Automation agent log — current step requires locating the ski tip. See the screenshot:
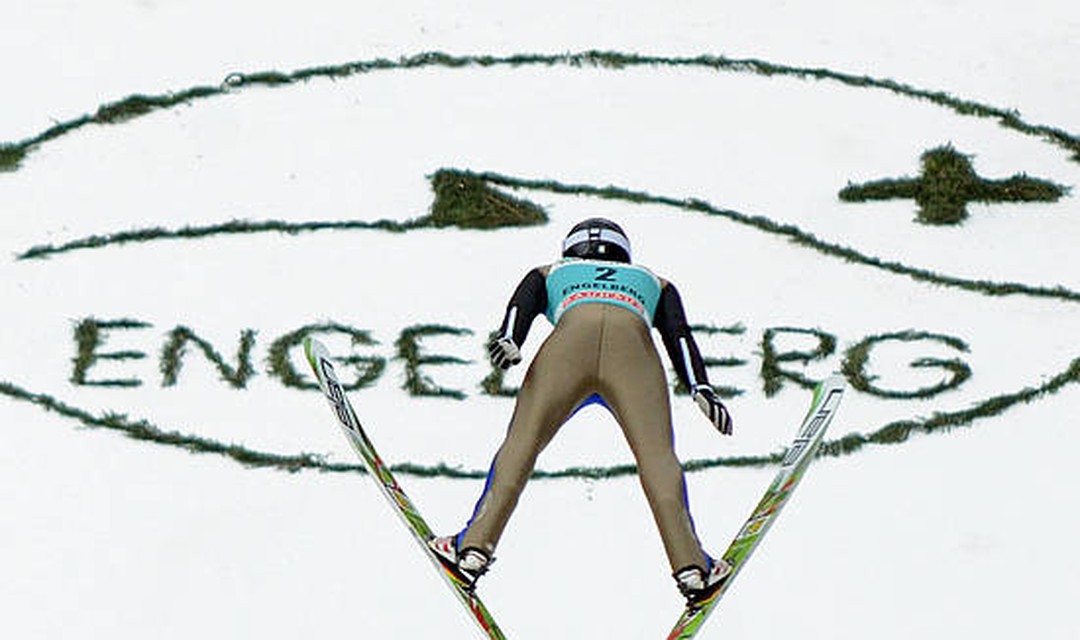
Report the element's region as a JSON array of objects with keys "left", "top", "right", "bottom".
[
  {"left": 304, "top": 336, "right": 328, "bottom": 363},
  {"left": 819, "top": 374, "right": 846, "bottom": 392},
  {"left": 815, "top": 374, "right": 846, "bottom": 395},
  {"left": 810, "top": 374, "right": 846, "bottom": 408}
]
